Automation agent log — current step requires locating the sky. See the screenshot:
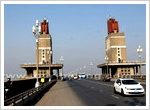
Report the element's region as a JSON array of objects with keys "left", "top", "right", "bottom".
[{"left": 3, "top": 2, "right": 147, "bottom": 76}]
